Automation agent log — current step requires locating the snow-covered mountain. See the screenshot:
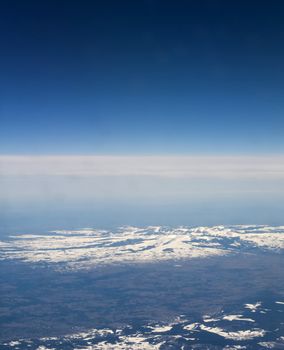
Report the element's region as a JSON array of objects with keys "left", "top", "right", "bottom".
[
  {"left": 2, "top": 298, "right": 284, "bottom": 349},
  {"left": 1, "top": 225, "right": 284, "bottom": 270}
]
